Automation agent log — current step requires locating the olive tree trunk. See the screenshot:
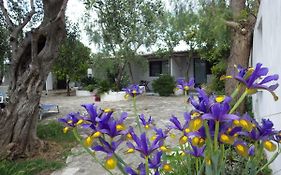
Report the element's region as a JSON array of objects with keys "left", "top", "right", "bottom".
[
  {"left": 0, "top": 0, "right": 68, "bottom": 159},
  {"left": 225, "top": 0, "right": 258, "bottom": 113}
]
